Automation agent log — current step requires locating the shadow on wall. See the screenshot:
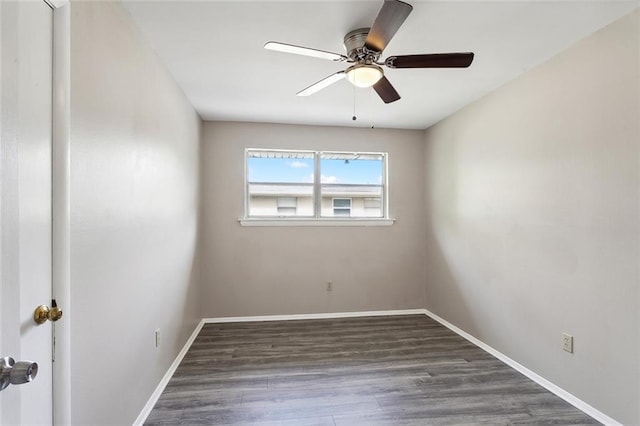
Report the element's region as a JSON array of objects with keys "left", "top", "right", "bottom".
[{"left": 423, "top": 130, "right": 478, "bottom": 333}]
